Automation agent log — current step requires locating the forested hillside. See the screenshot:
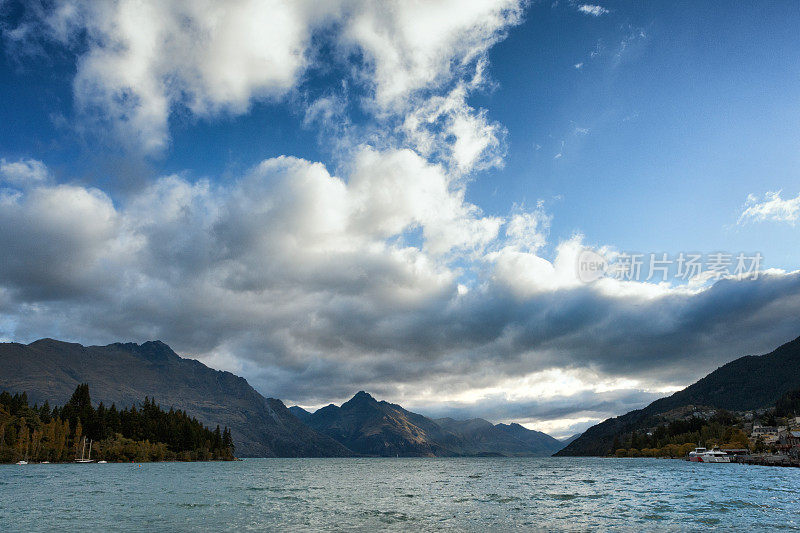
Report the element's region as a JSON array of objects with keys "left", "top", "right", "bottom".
[
  {"left": 0, "top": 339, "right": 352, "bottom": 457},
  {"left": 557, "top": 335, "right": 800, "bottom": 456},
  {"left": 0, "top": 384, "right": 235, "bottom": 463}
]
